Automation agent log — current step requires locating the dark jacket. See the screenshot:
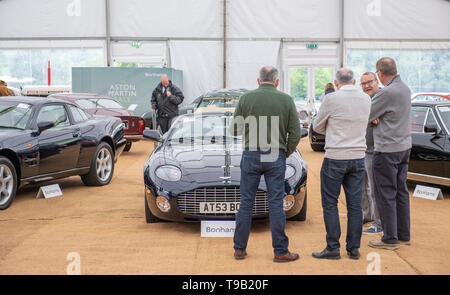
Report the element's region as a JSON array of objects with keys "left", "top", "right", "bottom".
[{"left": 151, "top": 81, "right": 184, "bottom": 117}]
